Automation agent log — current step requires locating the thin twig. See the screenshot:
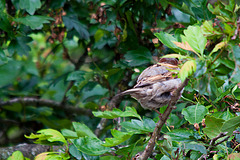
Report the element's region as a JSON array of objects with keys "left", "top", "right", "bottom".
[
  {"left": 94, "top": 94, "right": 124, "bottom": 137},
  {"left": 0, "top": 97, "right": 93, "bottom": 117},
  {"left": 209, "top": 132, "right": 228, "bottom": 147},
  {"left": 198, "top": 132, "right": 229, "bottom": 160},
  {"left": 231, "top": 17, "right": 240, "bottom": 40},
  {"left": 202, "top": 95, "right": 217, "bottom": 110},
  {"left": 61, "top": 44, "right": 89, "bottom": 104},
  {"left": 139, "top": 78, "right": 189, "bottom": 160}
]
